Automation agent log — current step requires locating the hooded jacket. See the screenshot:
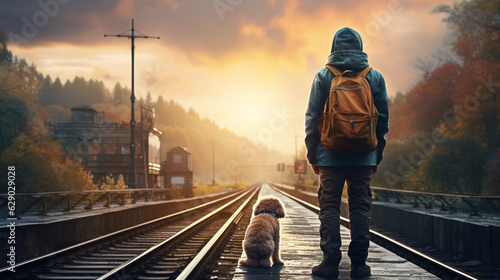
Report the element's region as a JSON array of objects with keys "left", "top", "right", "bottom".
[{"left": 305, "top": 27, "right": 389, "bottom": 166}]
